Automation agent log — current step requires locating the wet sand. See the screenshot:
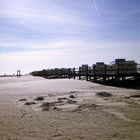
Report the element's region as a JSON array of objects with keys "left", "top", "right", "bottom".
[{"left": 0, "top": 76, "right": 140, "bottom": 140}]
